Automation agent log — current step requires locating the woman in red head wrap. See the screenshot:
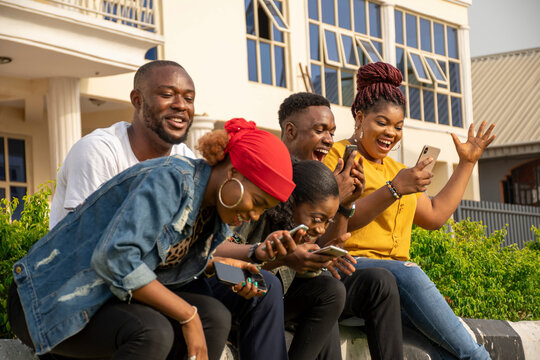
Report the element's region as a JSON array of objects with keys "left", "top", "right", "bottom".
[
  {"left": 9, "top": 118, "right": 295, "bottom": 360},
  {"left": 324, "top": 62, "right": 495, "bottom": 359}
]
